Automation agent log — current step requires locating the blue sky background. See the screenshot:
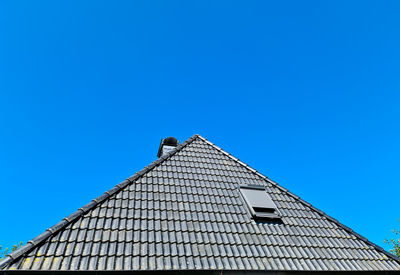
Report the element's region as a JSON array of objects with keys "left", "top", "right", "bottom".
[{"left": 1, "top": 1, "right": 399, "bottom": 253}]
